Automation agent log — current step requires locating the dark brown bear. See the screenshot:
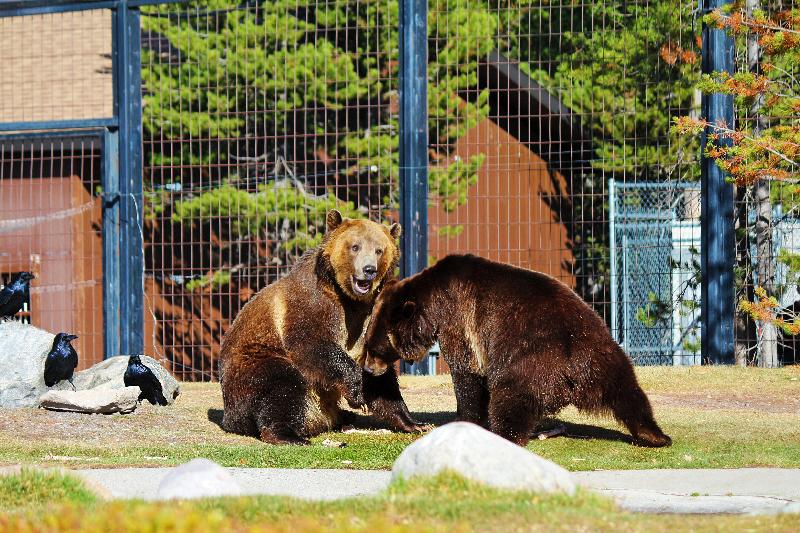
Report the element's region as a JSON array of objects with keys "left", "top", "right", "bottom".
[
  {"left": 219, "top": 210, "right": 424, "bottom": 445},
  {"left": 364, "top": 254, "right": 671, "bottom": 448}
]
